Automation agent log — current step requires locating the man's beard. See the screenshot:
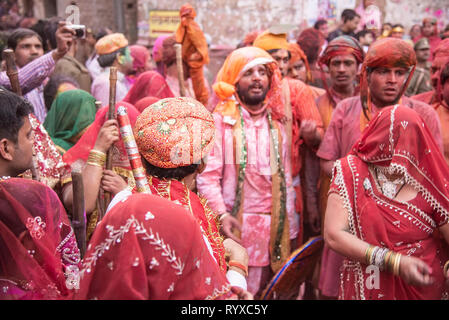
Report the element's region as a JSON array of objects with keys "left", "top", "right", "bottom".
[{"left": 236, "top": 83, "right": 269, "bottom": 106}]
